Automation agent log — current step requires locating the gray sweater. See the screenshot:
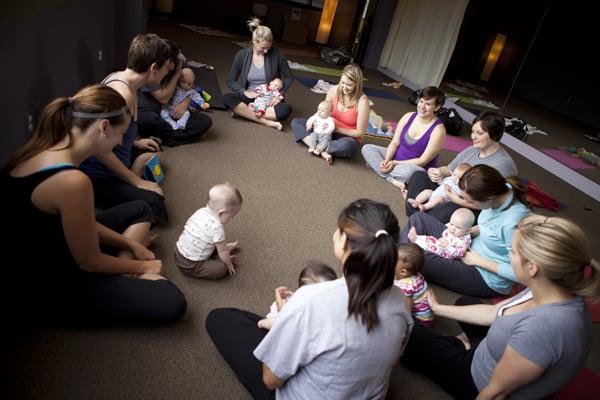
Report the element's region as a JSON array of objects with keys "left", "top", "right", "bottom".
[{"left": 227, "top": 47, "right": 293, "bottom": 96}]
